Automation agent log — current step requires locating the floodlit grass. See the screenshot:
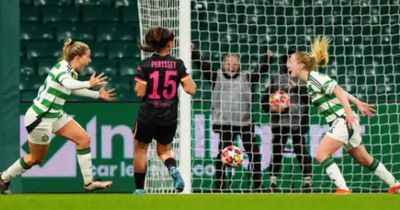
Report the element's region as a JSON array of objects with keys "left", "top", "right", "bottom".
[{"left": 0, "top": 193, "right": 399, "bottom": 210}]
